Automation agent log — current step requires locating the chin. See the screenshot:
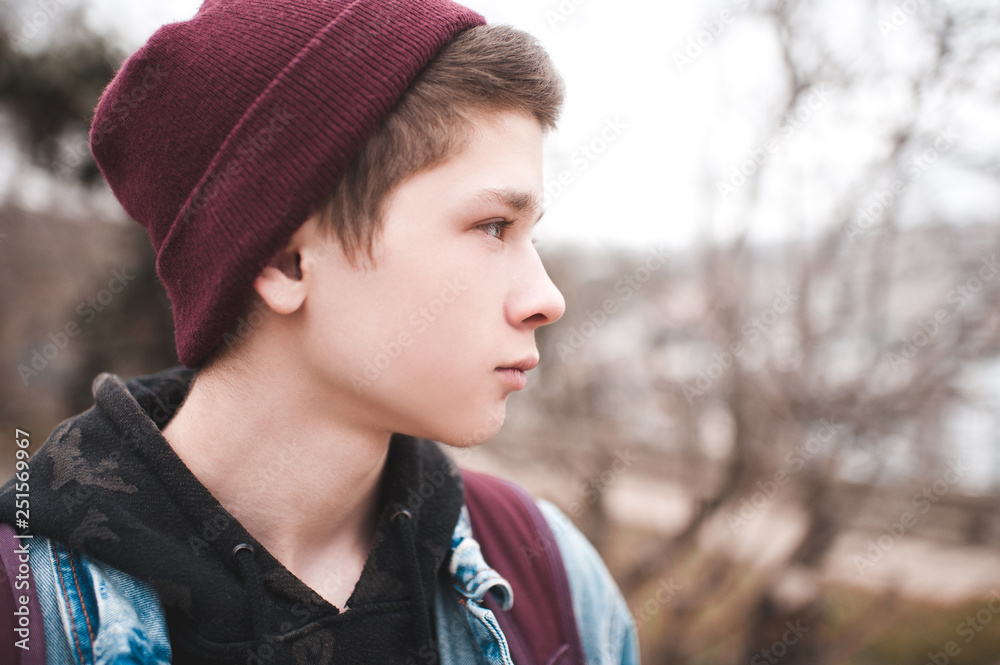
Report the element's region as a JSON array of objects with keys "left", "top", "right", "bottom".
[{"left": 409, "top": 403, "right": 507, "bottom": 448}]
